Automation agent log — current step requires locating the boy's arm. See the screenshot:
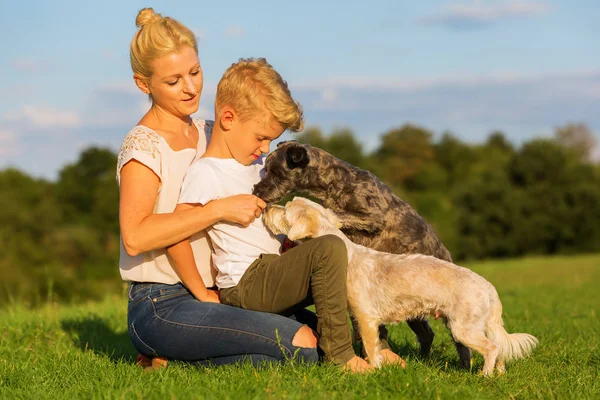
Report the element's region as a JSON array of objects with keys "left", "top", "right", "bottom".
[{"left": 167, "top": 203, "right": 220, "bottom": 303}]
